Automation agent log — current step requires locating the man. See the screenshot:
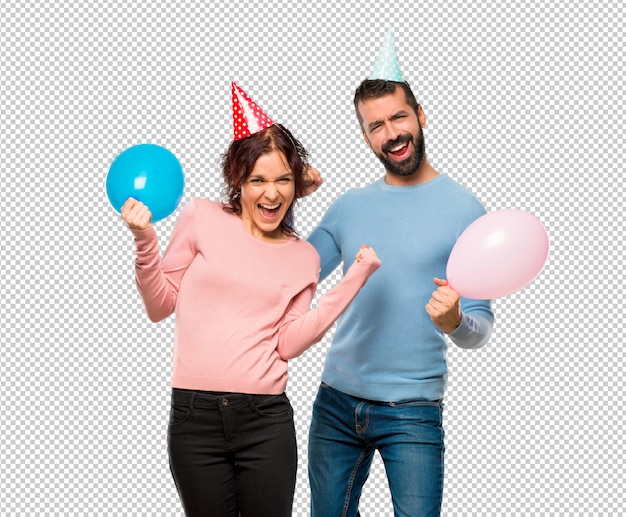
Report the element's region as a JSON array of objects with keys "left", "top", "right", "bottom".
[{"left": 307, "top": 31, "right": 494, "bottom": 517}]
